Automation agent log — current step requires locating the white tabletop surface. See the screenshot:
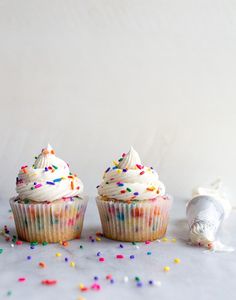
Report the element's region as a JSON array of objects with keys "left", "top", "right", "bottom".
[{"left": 0, "top": 197, "right": 235, "bottom": 300}]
